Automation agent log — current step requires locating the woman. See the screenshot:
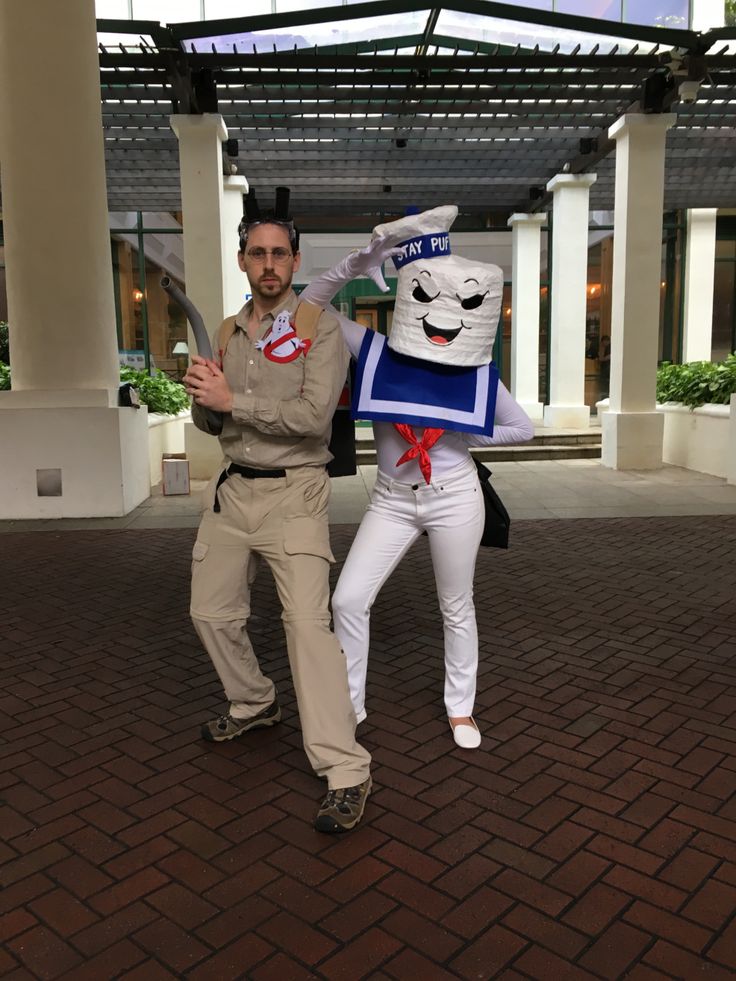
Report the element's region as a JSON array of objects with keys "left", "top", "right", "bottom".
[{"left": 301, "top": 208, "right": 533, "bottom": 748}]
